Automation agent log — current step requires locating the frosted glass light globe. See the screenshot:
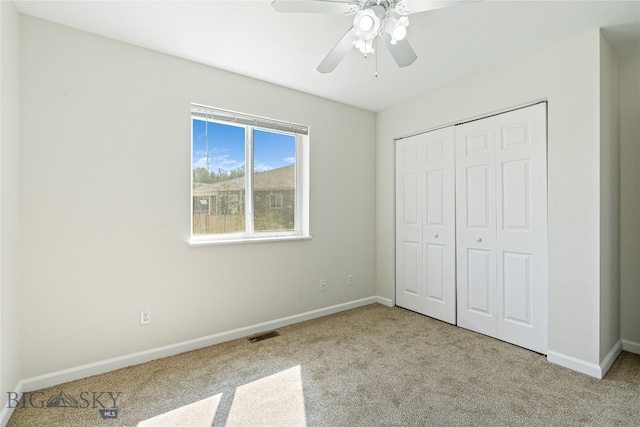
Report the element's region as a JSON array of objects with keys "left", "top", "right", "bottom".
[
  {"left": 393, "top": 25, "right": 407, "bottom": 41},
  {"left": 359, "top": 15, "right": 374, "bottom": 32}
]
